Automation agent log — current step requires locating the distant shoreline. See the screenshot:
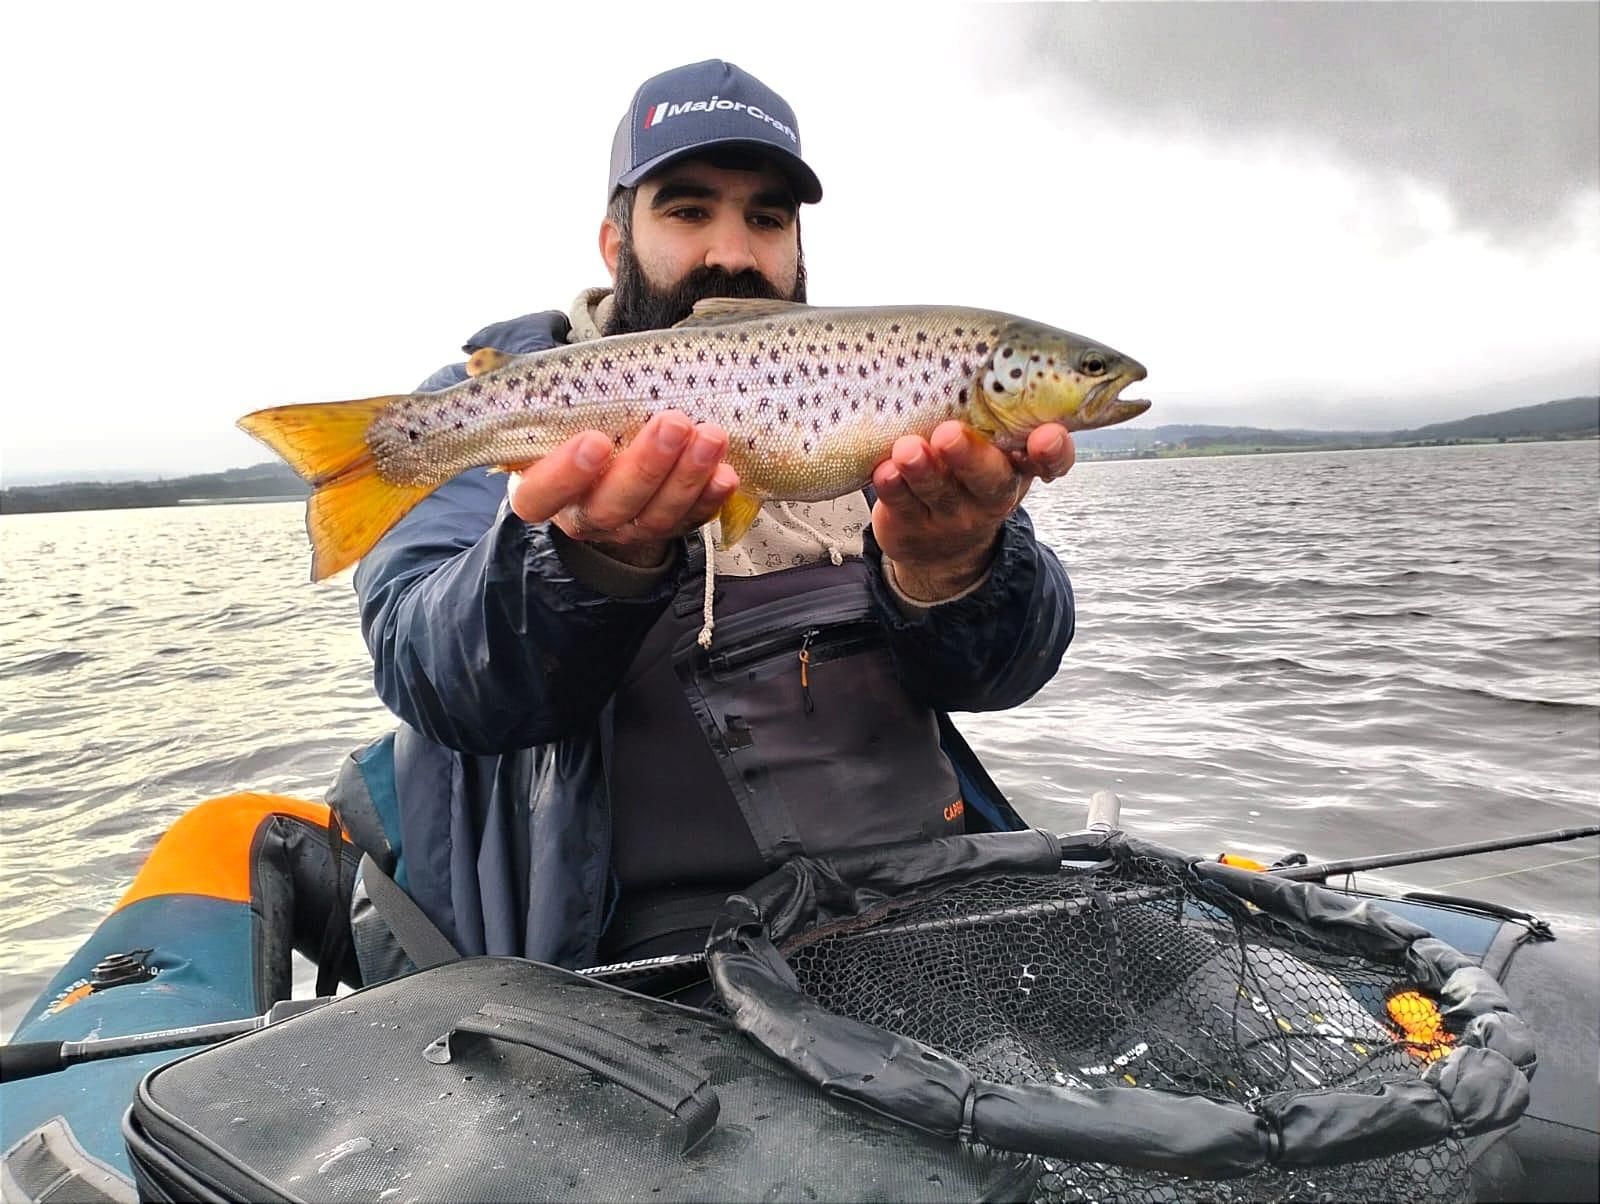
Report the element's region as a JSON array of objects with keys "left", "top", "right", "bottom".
[
  {"left": 3, "top": 433, "right": 1594, "bottom": 517},
  {"left": 1076, "top": 433, "right": 1597, "bottom": 462}
]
